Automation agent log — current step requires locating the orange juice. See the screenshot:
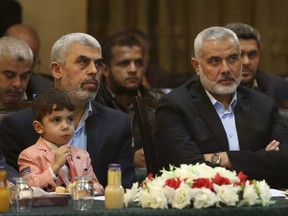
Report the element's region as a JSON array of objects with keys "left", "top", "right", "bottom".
[
  {"left": 0, "top": 188, "right": 10, "bottom": 212},
  {"left": 0, "top": 167, "right": 10, "bottom": 212},
  {"left": 105, "top": 185, "right": 124, "bottom": 209},
  {"left": 105, "top": 164, "right": 124, "bottom": 209}
]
